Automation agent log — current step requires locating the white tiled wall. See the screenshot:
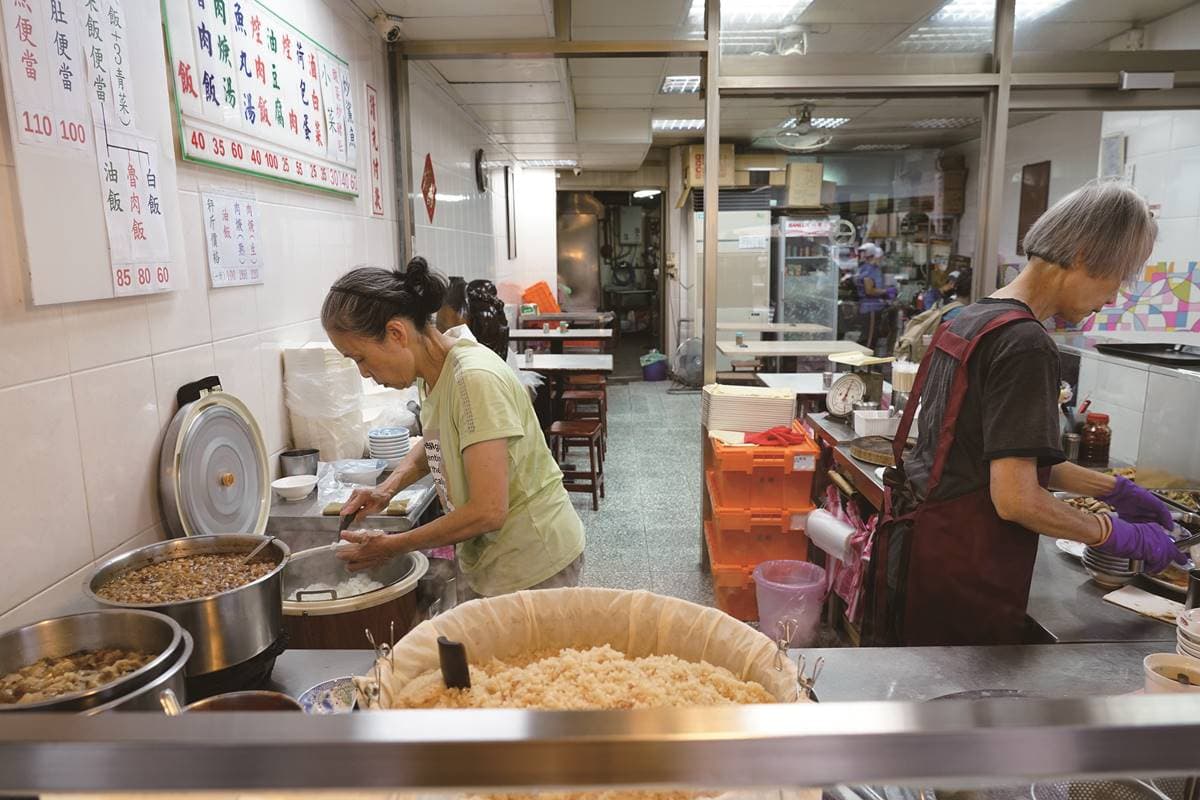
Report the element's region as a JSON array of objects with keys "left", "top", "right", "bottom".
[
  {"left": 491, "top": 166, "right": 559, "bottom": 305},
  {"left": 1075, "top": 356, "right": 1149, "bottom": 465},
  {"left": 0, "top": 0, "right": 397, "bottom": 627},
  {"left": 952, "top": 111, "right": 1104, "bottom": 288},
  {"left": 1103, "top": 109, "right": 1200, "bottom": 267},
  {"left": 408, "top": 66, "right": 498, "bottom": 282}
]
